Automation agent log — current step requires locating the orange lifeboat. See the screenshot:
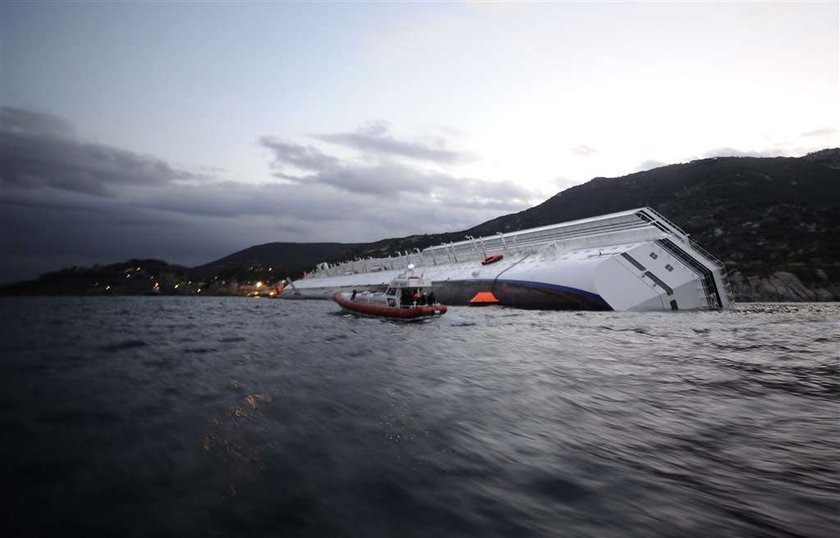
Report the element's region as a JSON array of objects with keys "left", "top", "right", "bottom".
[{"left": 469, "top": 291, "right": 500, "bottom": 305}]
